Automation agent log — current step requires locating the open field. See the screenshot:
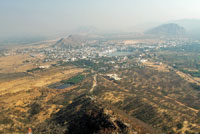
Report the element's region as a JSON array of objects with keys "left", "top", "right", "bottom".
[
  {"left": 0, "top": 54, "right": 50, "bottom": 73},
  {"left": 0, "top": 66, "right": 84, "bottom": 95},
  {"left": 0, "top": 58, "right": 84, "bottom": 133}
]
